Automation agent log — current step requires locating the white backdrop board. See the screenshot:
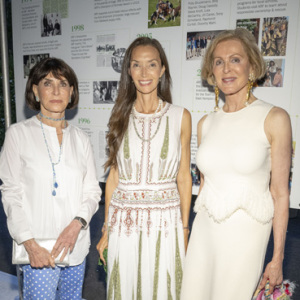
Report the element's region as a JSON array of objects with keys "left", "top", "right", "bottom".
[{"left": 11, "top": 0, "right": 300, "bottom": 208}]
